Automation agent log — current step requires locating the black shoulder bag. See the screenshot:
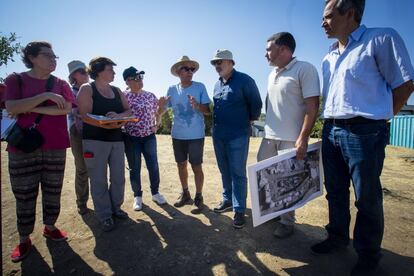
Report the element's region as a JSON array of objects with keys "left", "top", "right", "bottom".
[{"left": 6, "top": 74, "right": 55, "bottom": 153}]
